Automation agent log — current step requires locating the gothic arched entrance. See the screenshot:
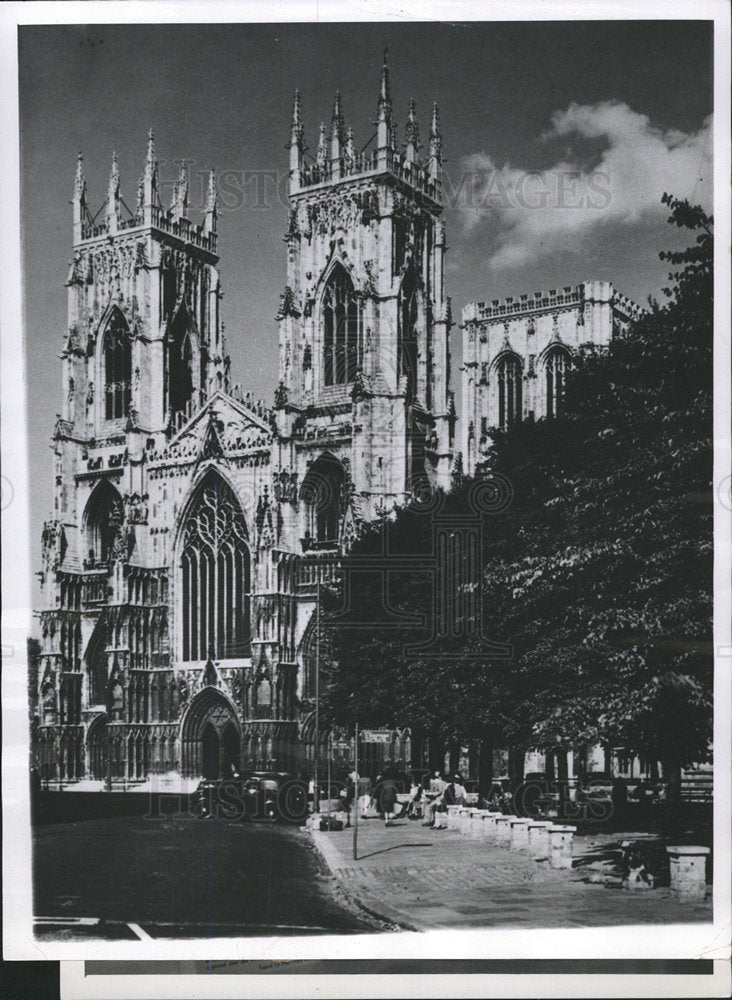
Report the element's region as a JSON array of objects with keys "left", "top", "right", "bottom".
[
  {"left": 87, "top": 713, "right": 109, "bottom": 781},
  {"left": 180, "top": 687, "right": 241, "bottom": 779}
]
